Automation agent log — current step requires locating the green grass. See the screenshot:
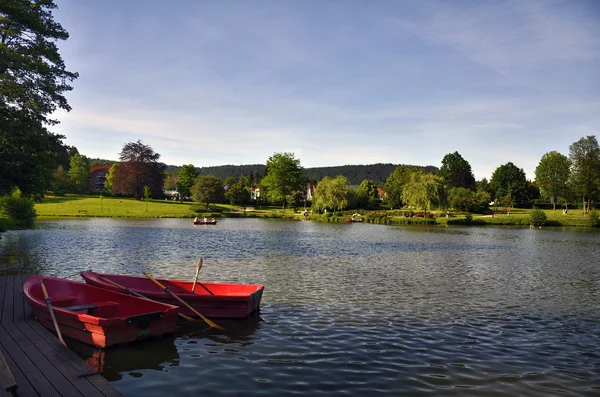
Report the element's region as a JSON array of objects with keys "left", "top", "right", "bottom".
[
  {"left": 35, "top": 195, "right": 308, "bottom": 220},
  {"left": 36, "top": 195, "right": 197, "bottom": 218},
  {"left": 33, "top": 195, "right": 597, "bottom": 228}
]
